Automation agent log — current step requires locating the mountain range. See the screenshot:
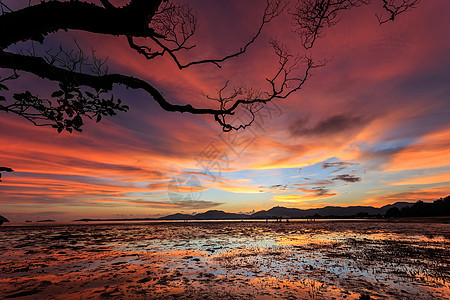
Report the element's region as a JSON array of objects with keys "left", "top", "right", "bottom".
[{"left": 159, "top": 202, "right": 413, "bottom": 220}]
